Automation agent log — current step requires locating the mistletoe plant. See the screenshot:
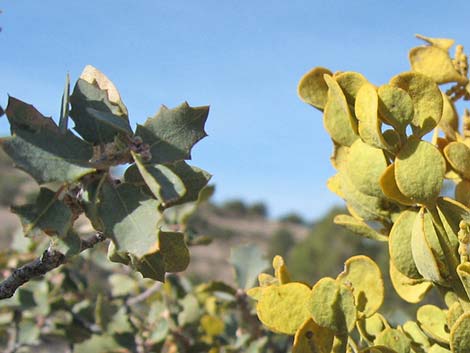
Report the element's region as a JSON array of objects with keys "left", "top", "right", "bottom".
[
  {"left": 0, "top": 65, "right": 211, "bottom": 299},
  {"left": 248, "top": 35, "right": 470, "bottom": 353}
]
